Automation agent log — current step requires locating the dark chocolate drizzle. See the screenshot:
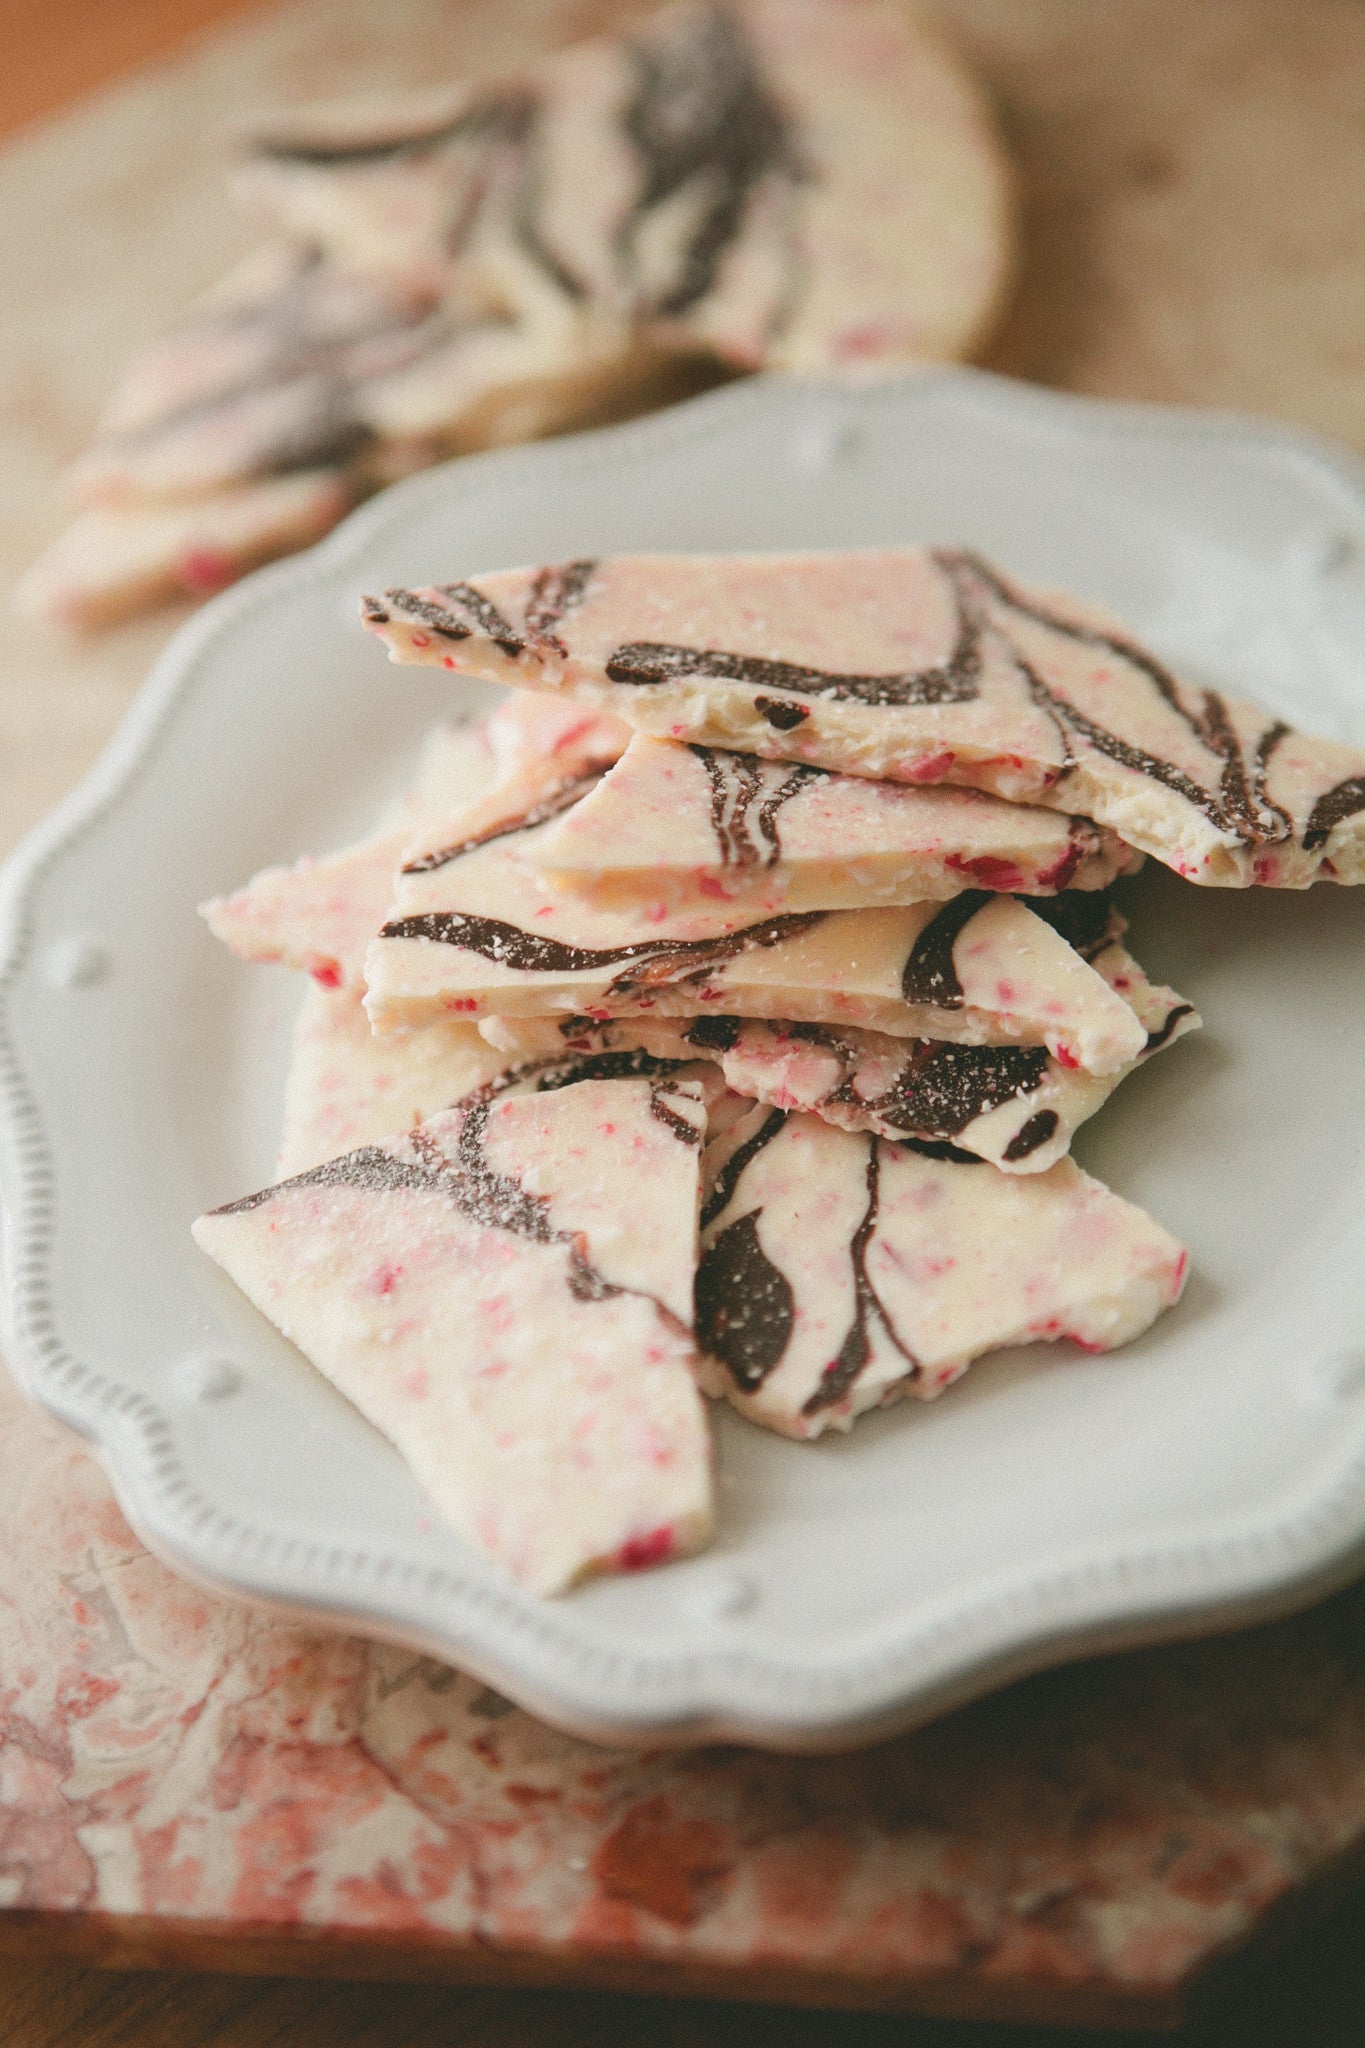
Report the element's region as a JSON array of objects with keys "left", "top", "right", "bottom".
[
  {"left": 249, "top": 91, "right": 522, "bottom": 168},
  {"left": 212, "top": 1102, "right": 624, "bottom": 1300},
  {"left": 899, "top": 892, "right": 990, "bottom": 1009},
  {"left": 516, "top": 1047, "right": 704, "bottom": 1145},
  {"left": 252, "top": 89, "right": 588, "bottom": 302},
  {"left": 1021, "top": 888, "right": 1116, "bottom": 961},
  {"left": 212, "top": 1069, "right": 710, "bottom": 1297},
  {"left": 1303, "top": 774, "right": 1365, "bottom": 851},
  {"left": 695, "top": 1210, "right": 795, "bottom": 1390},
  {"left": 595, "top": 547, "right": 1358, "bottom": 855},
  {"left": 700, "top": 1105, "right": 787, "bottom": 1230},
  {"left": 1002, "top": 1109, "right": 1060, "bottom": 1162},
  {"left": 899, "top": 1137, "right": 985, "bottom": 1165},
  {"left": 615, "top": 5, "right": 806, "bottom": 322},
  {"left": 754, "top": 696, "right": 809, "bottom": 729},
  {"left": 98, "top": 247, "right": 456, "bottom": 486},
  {"left": 836, "top": 1039, "right": 1050, "bottom": 1141},
  {"left": 376, "top": 908, "right": 824, "bottom": 997},
  {"left": 522, "top": 559, "right": 598, "bottom": 653},
  {"left": 683, "top": 1014, "right": 744, "bottom": 1052},
  {"left": 603, "top": 628, "right": 981, "bottom": 709},
  {"left": 802, "top": 1140, "right": 917, "bottom": 1416},
  {"left": 688, "top": 746, "right": 823, "bottom": 867},
  {"left": 1142, "top": 1003, "right": 1196, "bottom": 1055},
  {"left": 402, "top": 772, "right": 600, "bottom": 873}
]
